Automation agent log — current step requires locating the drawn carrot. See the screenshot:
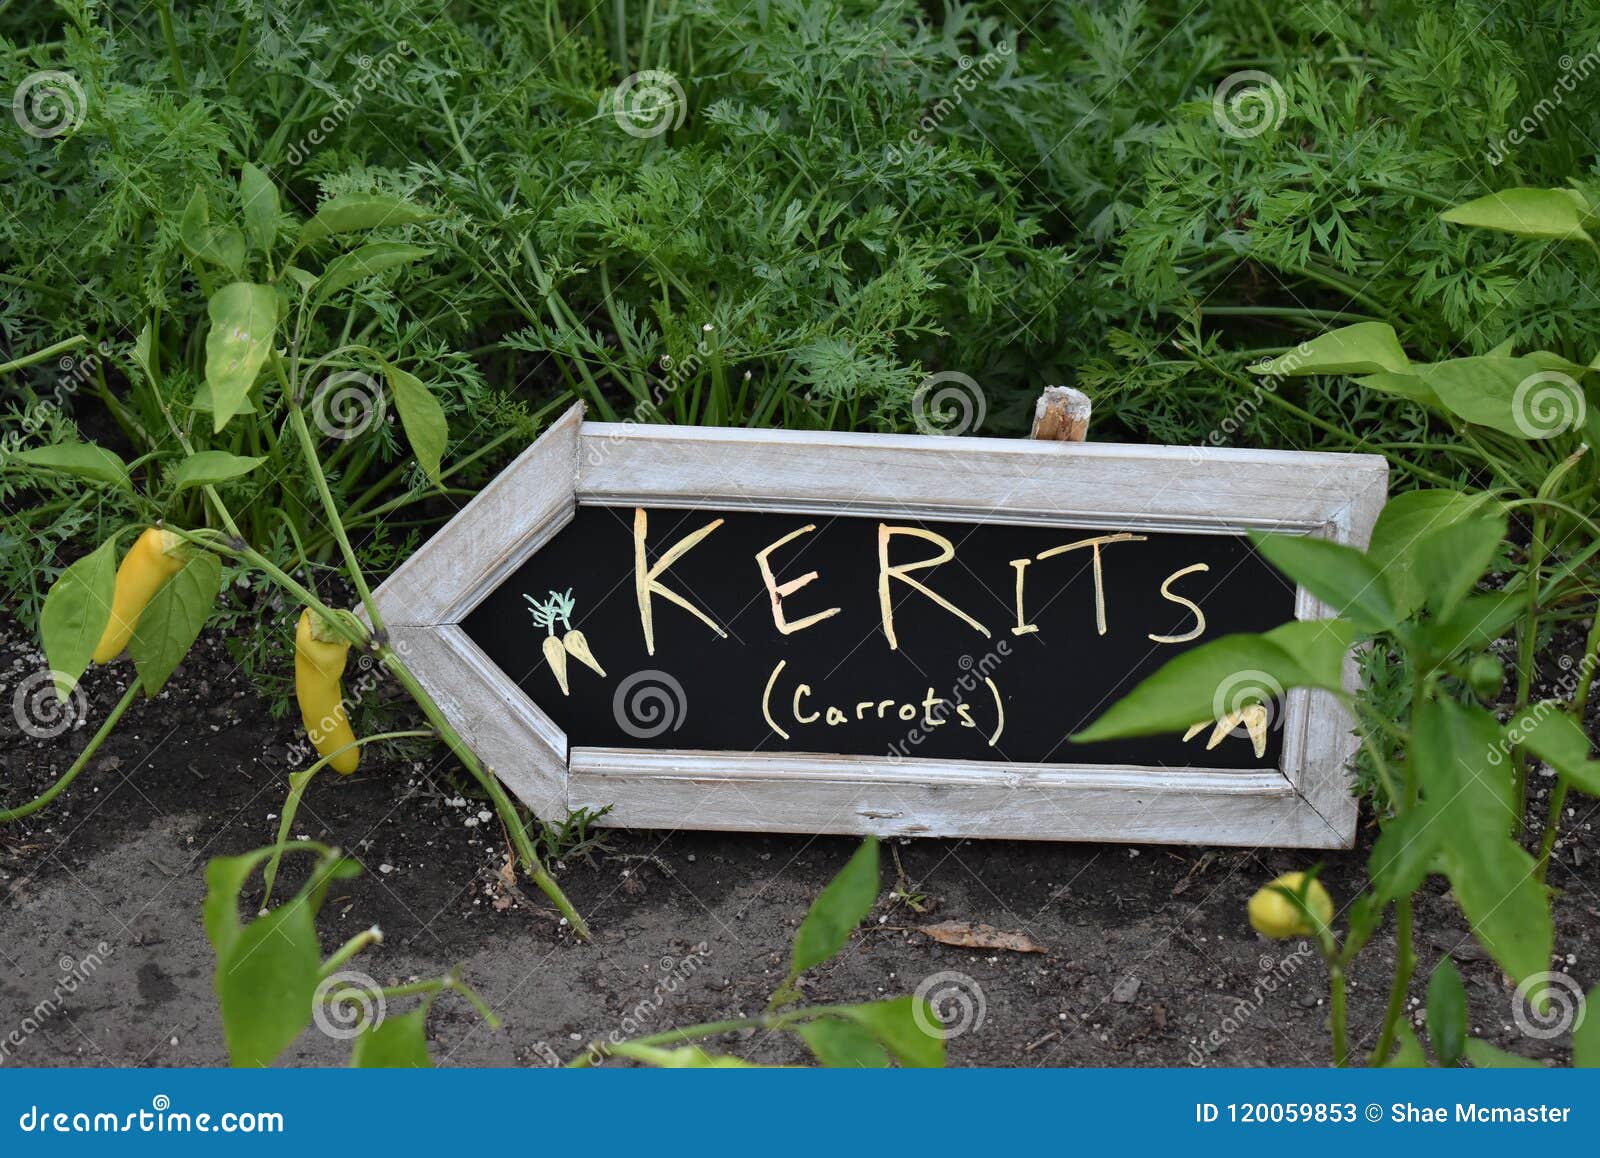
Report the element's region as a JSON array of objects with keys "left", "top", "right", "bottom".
[
  {"left": 524, "top": 588, "right": 604, "bottom": 695},
  {"left": 564, "top": 628, "right": 606, "bottom": 676},
  {"left": 542, "top": 633, "right": 570, "bottom": 695}
]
